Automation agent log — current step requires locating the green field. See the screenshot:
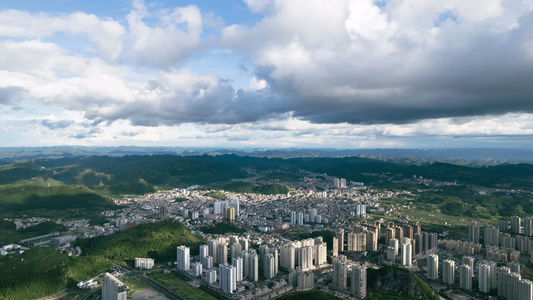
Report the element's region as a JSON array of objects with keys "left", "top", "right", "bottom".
[{"left": 149, "top": 272, "right": 216, "bottom": 300}]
